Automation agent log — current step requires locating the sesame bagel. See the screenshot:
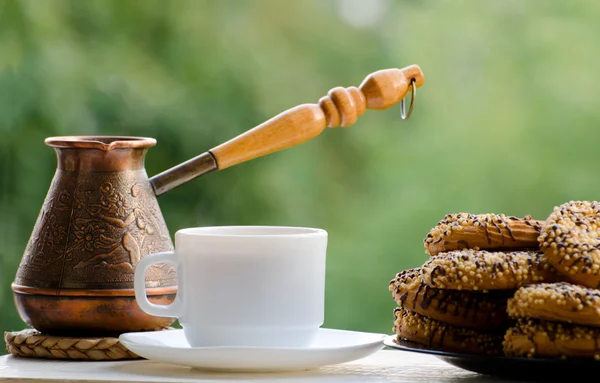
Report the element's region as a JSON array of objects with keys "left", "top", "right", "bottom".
[
  {"left": 421, "top": 249, "right": 562, "bottom": 290},
  {"left": 424, "top": 213, "right": 544, "bottom": 256},
  {"left": 503, "top": 318, "right": 600, "bottom": 359},
  {"left": 389, "top": 268, "right": 510, "bottom": 331},
  {"left": 508, "top": 282, "right": 600, "bottom": 327},
  {"left": 538, "top": 201, "right": 600, "bottom": 288},
  {"left": 393, "top": 307, "right": 503, "bottom": 355}
]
